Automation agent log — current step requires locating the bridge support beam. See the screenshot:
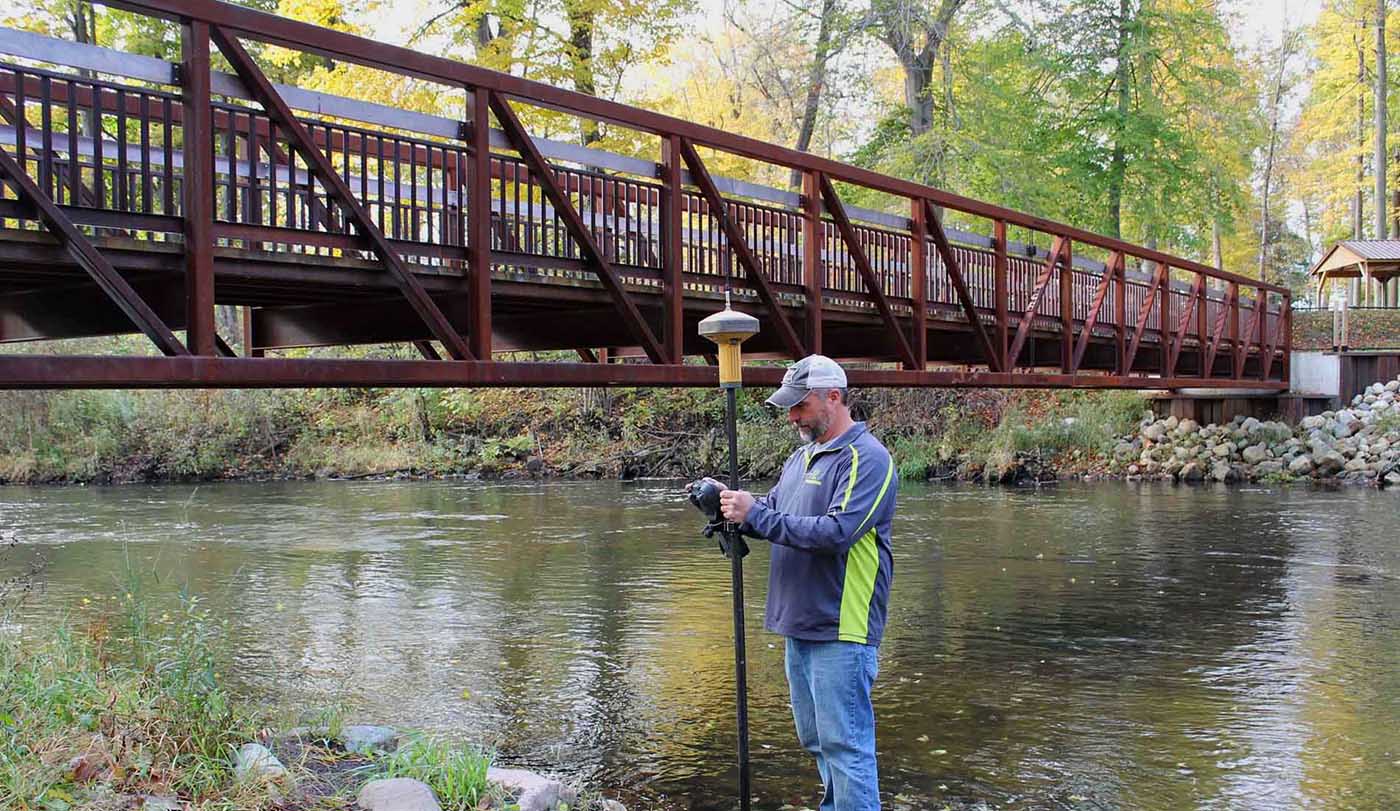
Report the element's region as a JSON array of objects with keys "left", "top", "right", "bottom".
[
  {"left": 0, "top": 144, "right": 188, "bottom": 356},
  {"left": 488, "top": 91, "right": 666, "bottom": 363},
  {"left": 1008, "top": 236, "right": 1069, "bottom": 370},
  {"left": 923, "top": 199, "right": 999, "bottom": 372},
  {"left": 210, "top": 25, "right": 475, "bottom": 360},
  {"left": 816, "top": 174, "right": 916, "bottom": 369},
  {"left": 677, "top": 138, "right": 805, "bottom": 360}
]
